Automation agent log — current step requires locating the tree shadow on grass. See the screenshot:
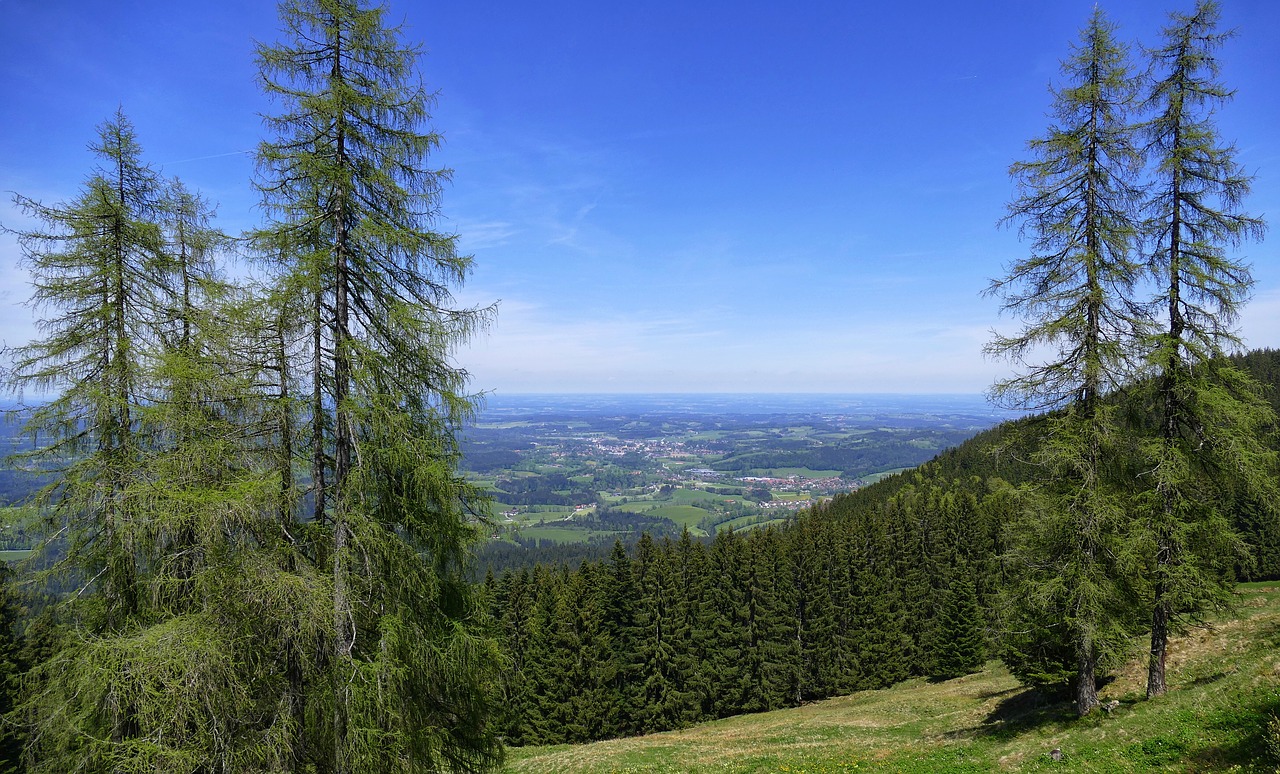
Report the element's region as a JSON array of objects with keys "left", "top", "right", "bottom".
[
  {"left": 974, "top": 685, "right": 1021, "bottom": 700},
  {"left": 941, "top": 687, "right": 1076, "bottom": 742},
  {"left": 1186, "top": 670, "right": 1229, "bottom": 688}
]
